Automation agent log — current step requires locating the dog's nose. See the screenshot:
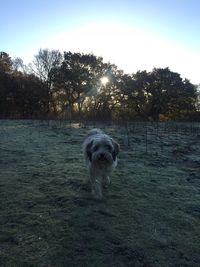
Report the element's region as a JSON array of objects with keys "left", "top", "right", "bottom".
[{"left": 98, "top": 153, "right": 105, "bottom": 160}]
